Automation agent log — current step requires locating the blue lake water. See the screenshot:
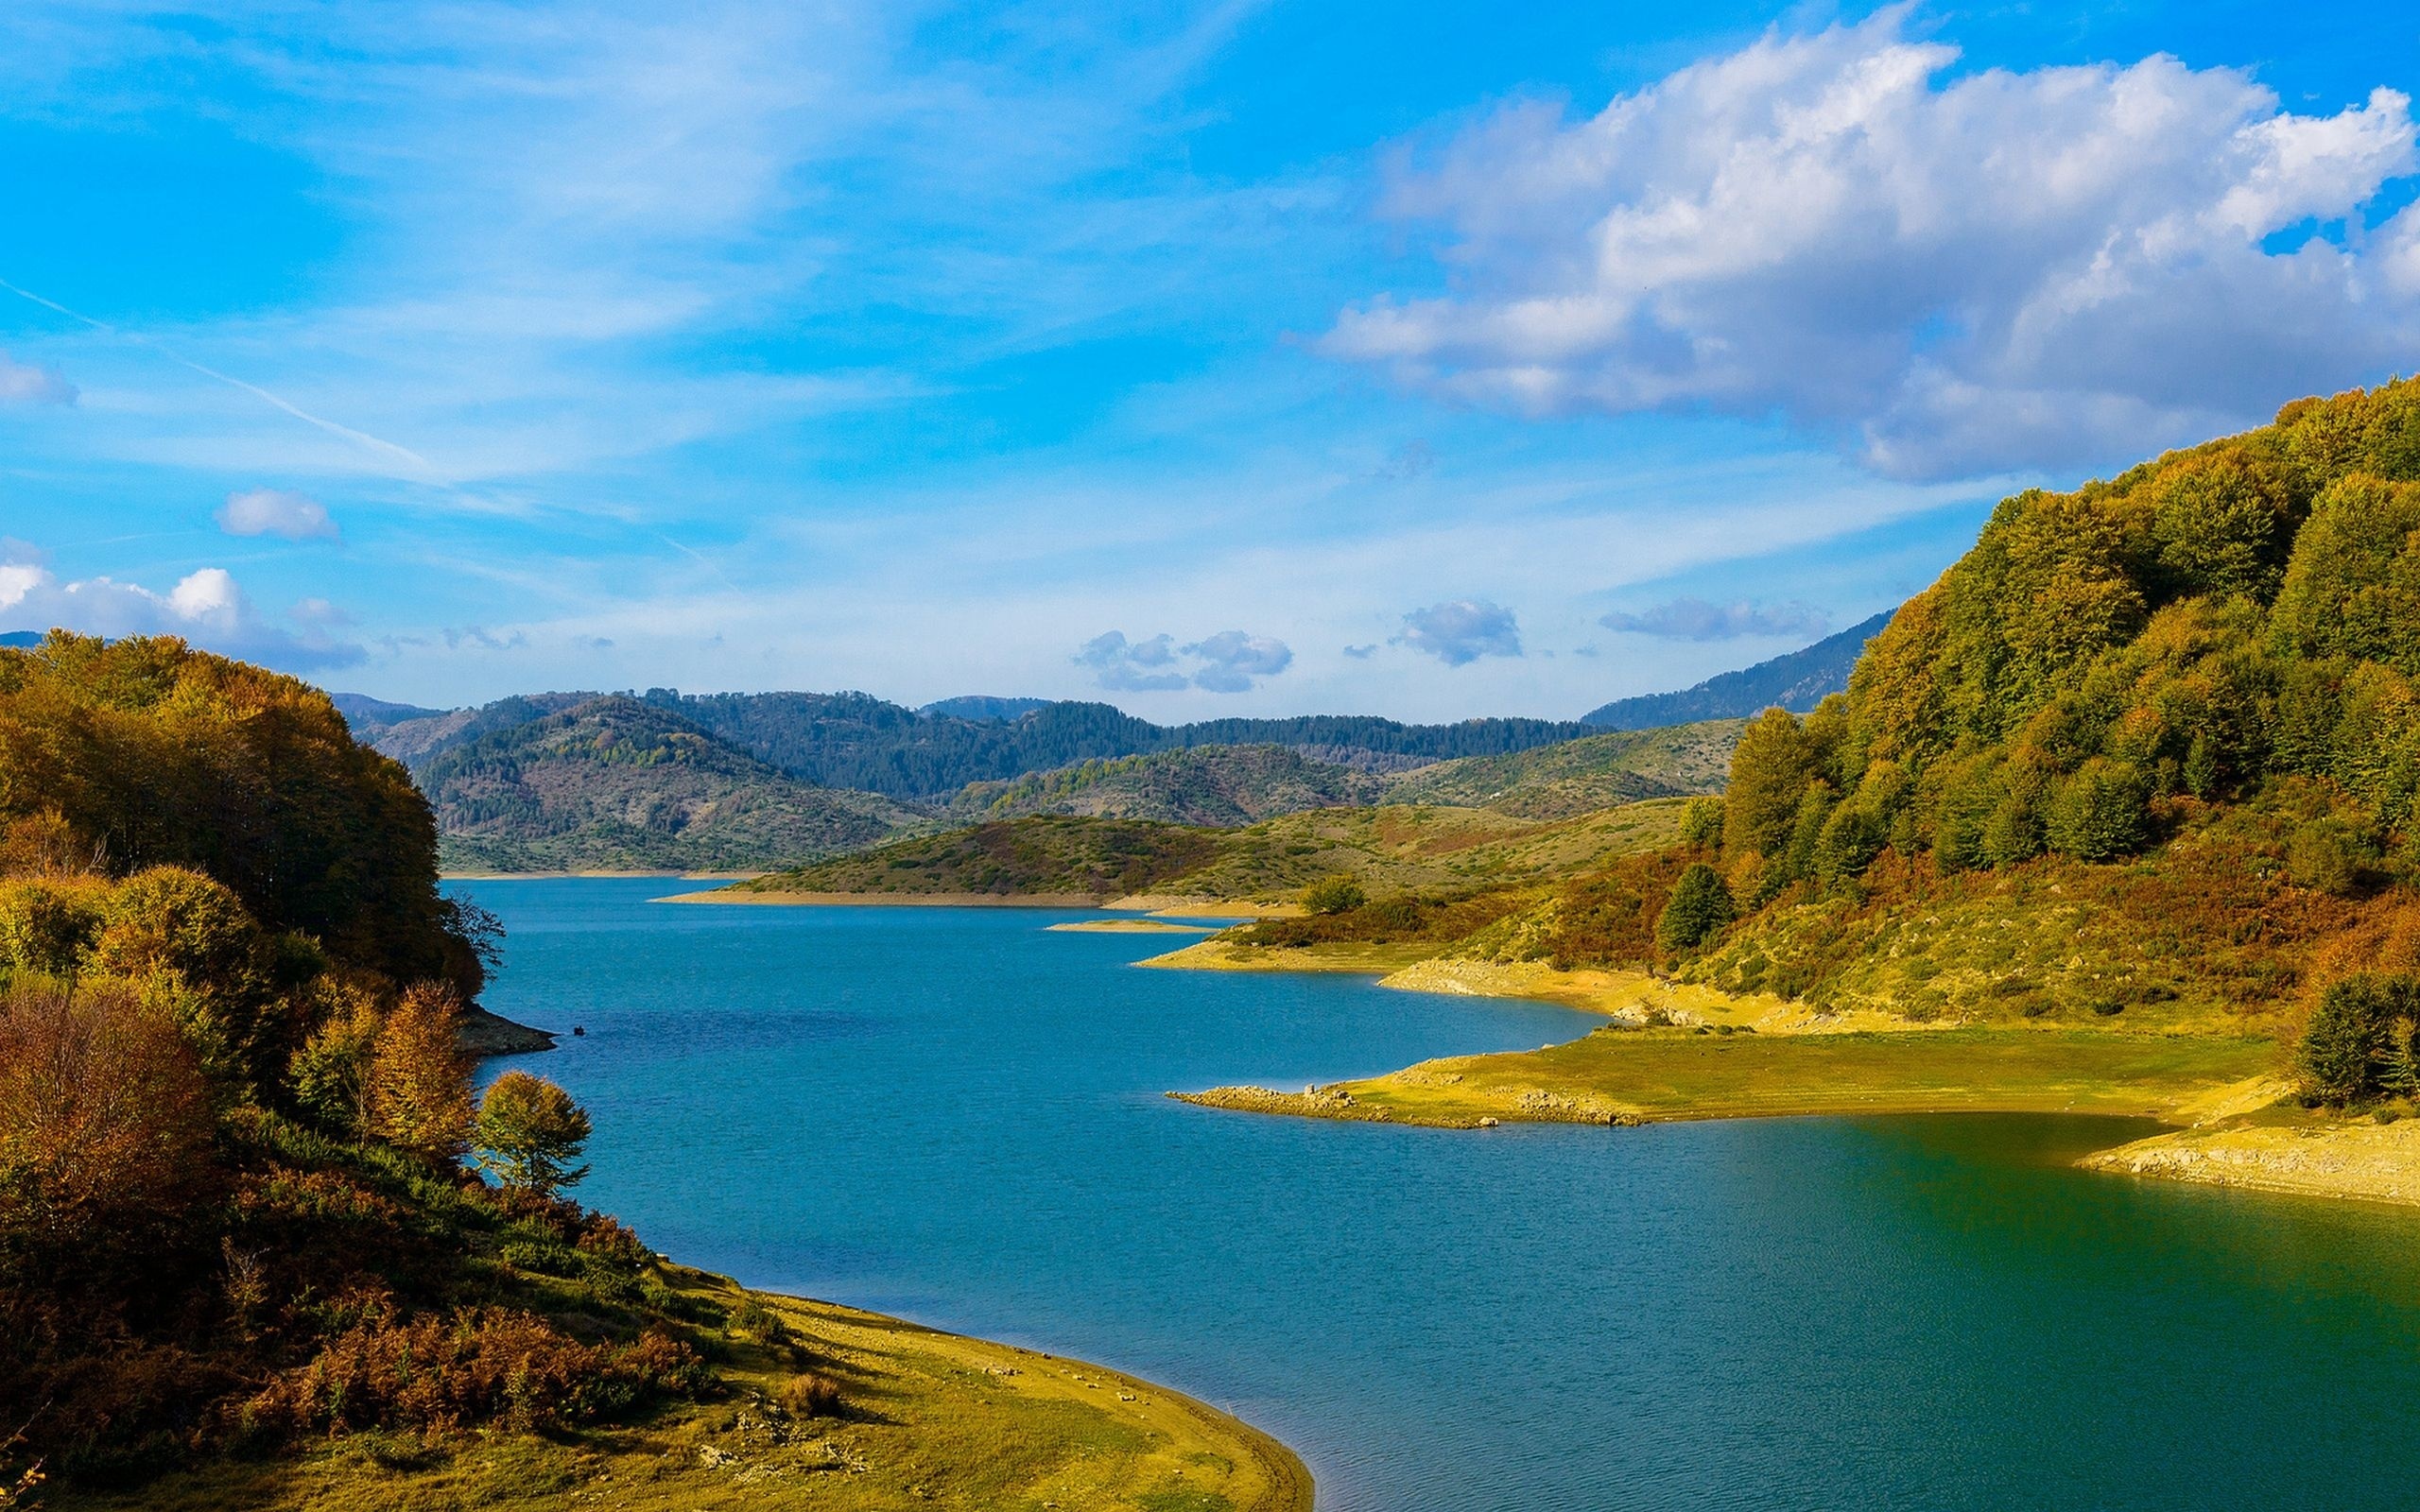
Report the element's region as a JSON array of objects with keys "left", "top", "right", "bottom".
[{"left": 463, "top": 878, "right": 2420, "bottom": 1511}]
